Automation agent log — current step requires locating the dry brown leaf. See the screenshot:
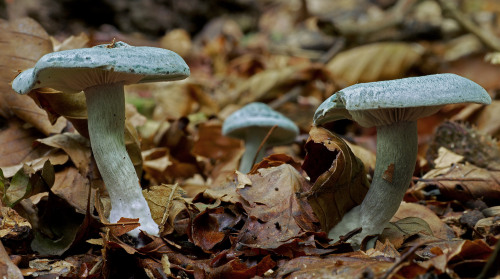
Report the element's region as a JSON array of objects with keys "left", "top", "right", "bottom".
[
  {"left": 231, "top": 64, "right": 303, "bottom": 105},
  {"left": 275, "top": 253, "right": 394, "bottom": 279},
  {"left": 142, "top": 147, "right": 199, "bottom": 184},
  {"left": 0, "top": 18, "right": 66, "bottom": 135},
  {"left": 326, "top": 42, "right": 424, "bottom": 85},
  {"left": 160, "top": 28, "right": 192, "bottom": 58},
  {"left": 0, "top": 206, "right": 32, "bottom": 238},
  {"left": 433, "top": 147, "right": 465, "bottom": 168},
  {"left": 236, "top": 164, "right": 319, "bottom": 249},
  {"left": 51, "top": 167, "right": 92, "bottom": 215},
  {"left": 301, "top": 126, "right": 370, "bottom": 232},
  {"left": 472, "top": 100, "right": 500, "bottom": 137},
  {"left": 1, "top": 151, "right": 68, "bottom": 178},
  {"left": 412, "top": 163, "right": 500, "bottom": 205},
  {"left": 143, "top": 184, "right": 188, "bottom": 235},
  {"left": 37, "top": 133, "right": 91, "bottom": 175},
  {"left": 192, "top": 121, "right": 244, "bottom": 184},
  {"left": 0, "top": 118, "right": 54, "bottom": 169},
  {"left": 51, "top": 32, "right": 89, "bottom": 52},
  {"left": 392, "top": 202, "right": 453, "bottom": 240}
]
